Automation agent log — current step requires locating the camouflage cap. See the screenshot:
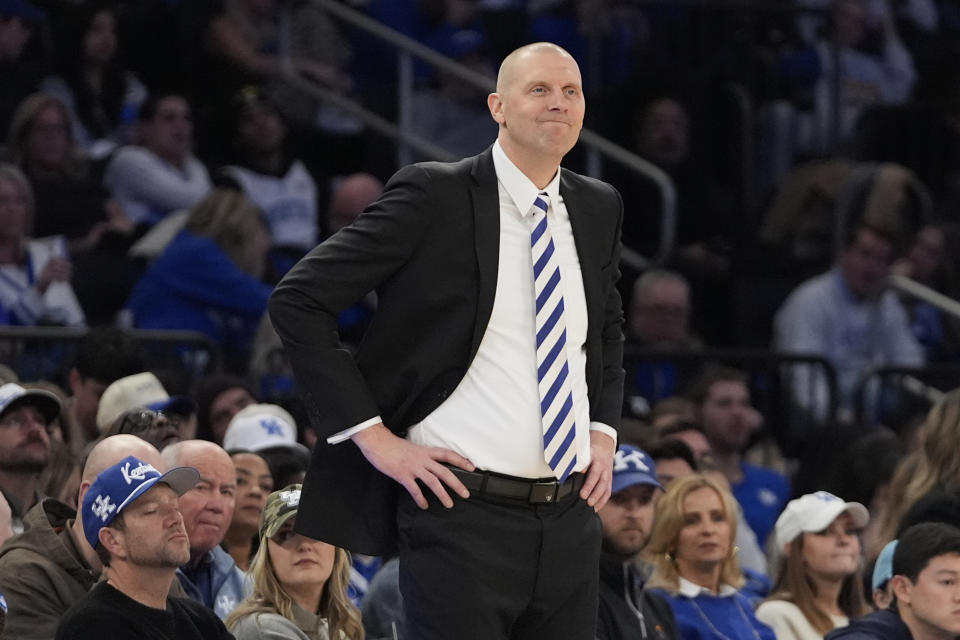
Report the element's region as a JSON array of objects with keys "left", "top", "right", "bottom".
[{"left": 260, "top": 484, "right": 302, "bottom": 540}]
